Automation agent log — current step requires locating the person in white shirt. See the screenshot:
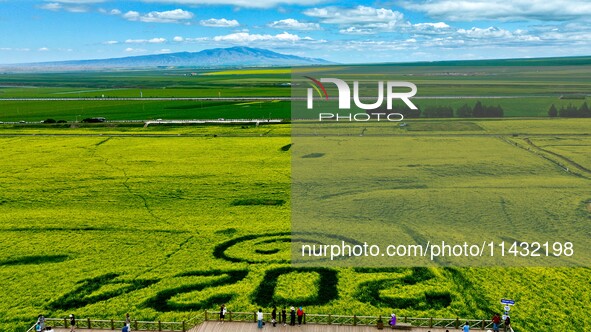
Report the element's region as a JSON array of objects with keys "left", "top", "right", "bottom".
[{"left": 257, "top": 309, "right": 264, "bottom": 329}]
